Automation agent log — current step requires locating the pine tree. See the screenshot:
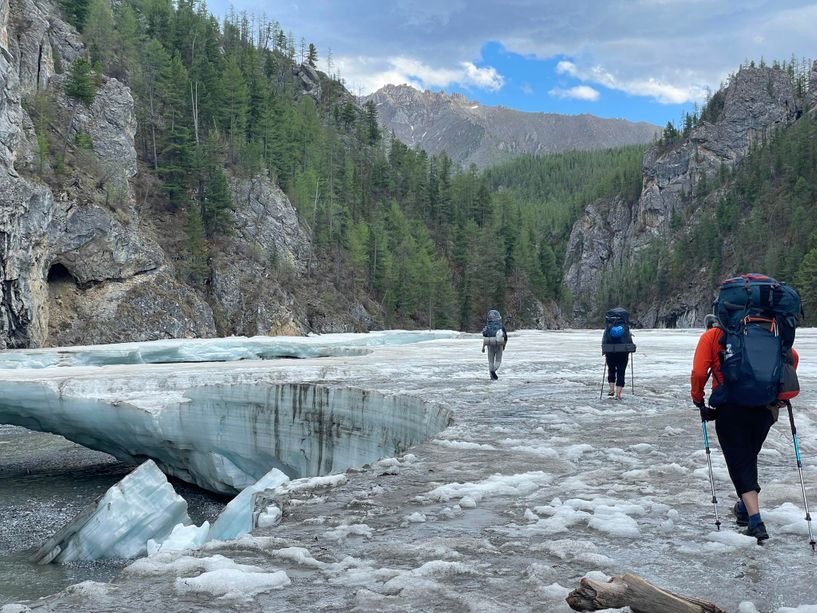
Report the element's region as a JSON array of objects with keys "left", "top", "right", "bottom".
[
  {"left": 222, "top": 55, "right": 249, "bottom": 157},
  {"left": 157, "top": 52, "right": 194, "bottom": 208},
  {"left": 112, "top": 3, "right": 140, "bottom": 78},
  {"left": 363, "top": 100, "right": 379, "bottom": 145},
  {"left": 202, "top": 166, "right": 235, "bottom": 237},
  {"left": 797, "top": 248, "right": 817, "bottom": 324},
  {"left": 307, "top": 43, "right": 318, "bottom": 68},
  {"left": 65, "top": 58, "right": 96, "bottom": 106},
  {"left": 83, "top": 0, "right": 115, "bottom": 72},
  {"left": 134, "top": 39, "right": 172, "bottom": 169},
  {"left": 60, "top": 0, "right": 91, "bottom": 29},
  {"left": 138, "top": 0, "right": 175, "bottom": 49}
]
